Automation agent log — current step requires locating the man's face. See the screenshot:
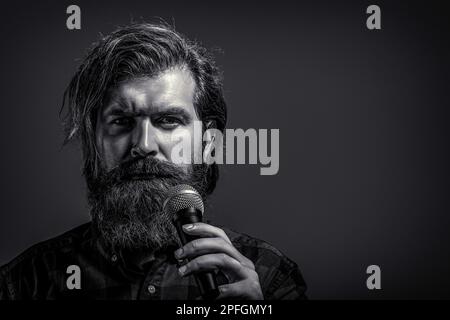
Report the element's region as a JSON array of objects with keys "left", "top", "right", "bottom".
[
  {"left": 87, "top": 67, "right": 209, "bottom": 250},
  {"left": 96, "top": 67, "right": 202, "bottom": 169}
]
